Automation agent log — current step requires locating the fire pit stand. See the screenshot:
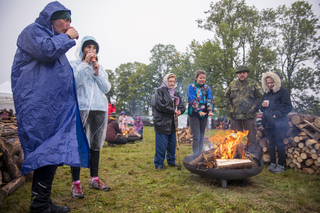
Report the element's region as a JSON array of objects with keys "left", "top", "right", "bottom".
[{"left": 183, "top": 155, "right": 264, "bottom": 188}]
